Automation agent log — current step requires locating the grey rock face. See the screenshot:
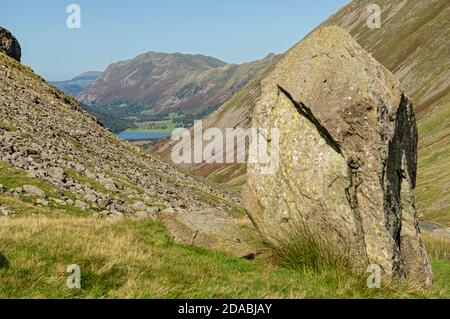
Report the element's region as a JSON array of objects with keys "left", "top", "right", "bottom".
[
  {"left": 99, "top": 178, "right": 118, "bottom": 192},
  {"left": 0, "top": 27, "right": 21, "bottom": 62},
  {"left": 243, "top": 27, "right": 432, "bottom": 285}
]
